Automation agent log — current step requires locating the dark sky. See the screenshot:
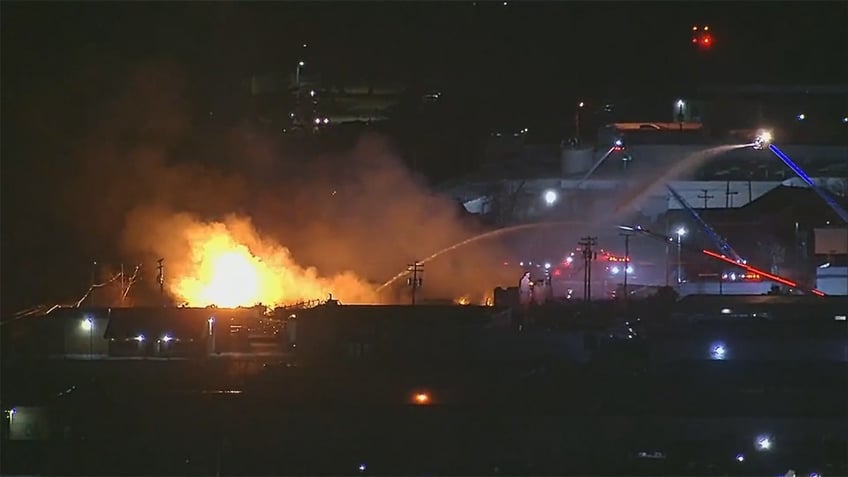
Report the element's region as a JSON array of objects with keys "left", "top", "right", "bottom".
[
  {"left": 2, "top": 1, "right": 846, "bottom": 313},
  {"left": 4, "top": 2, "right": 847, "bottom": 93}
]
